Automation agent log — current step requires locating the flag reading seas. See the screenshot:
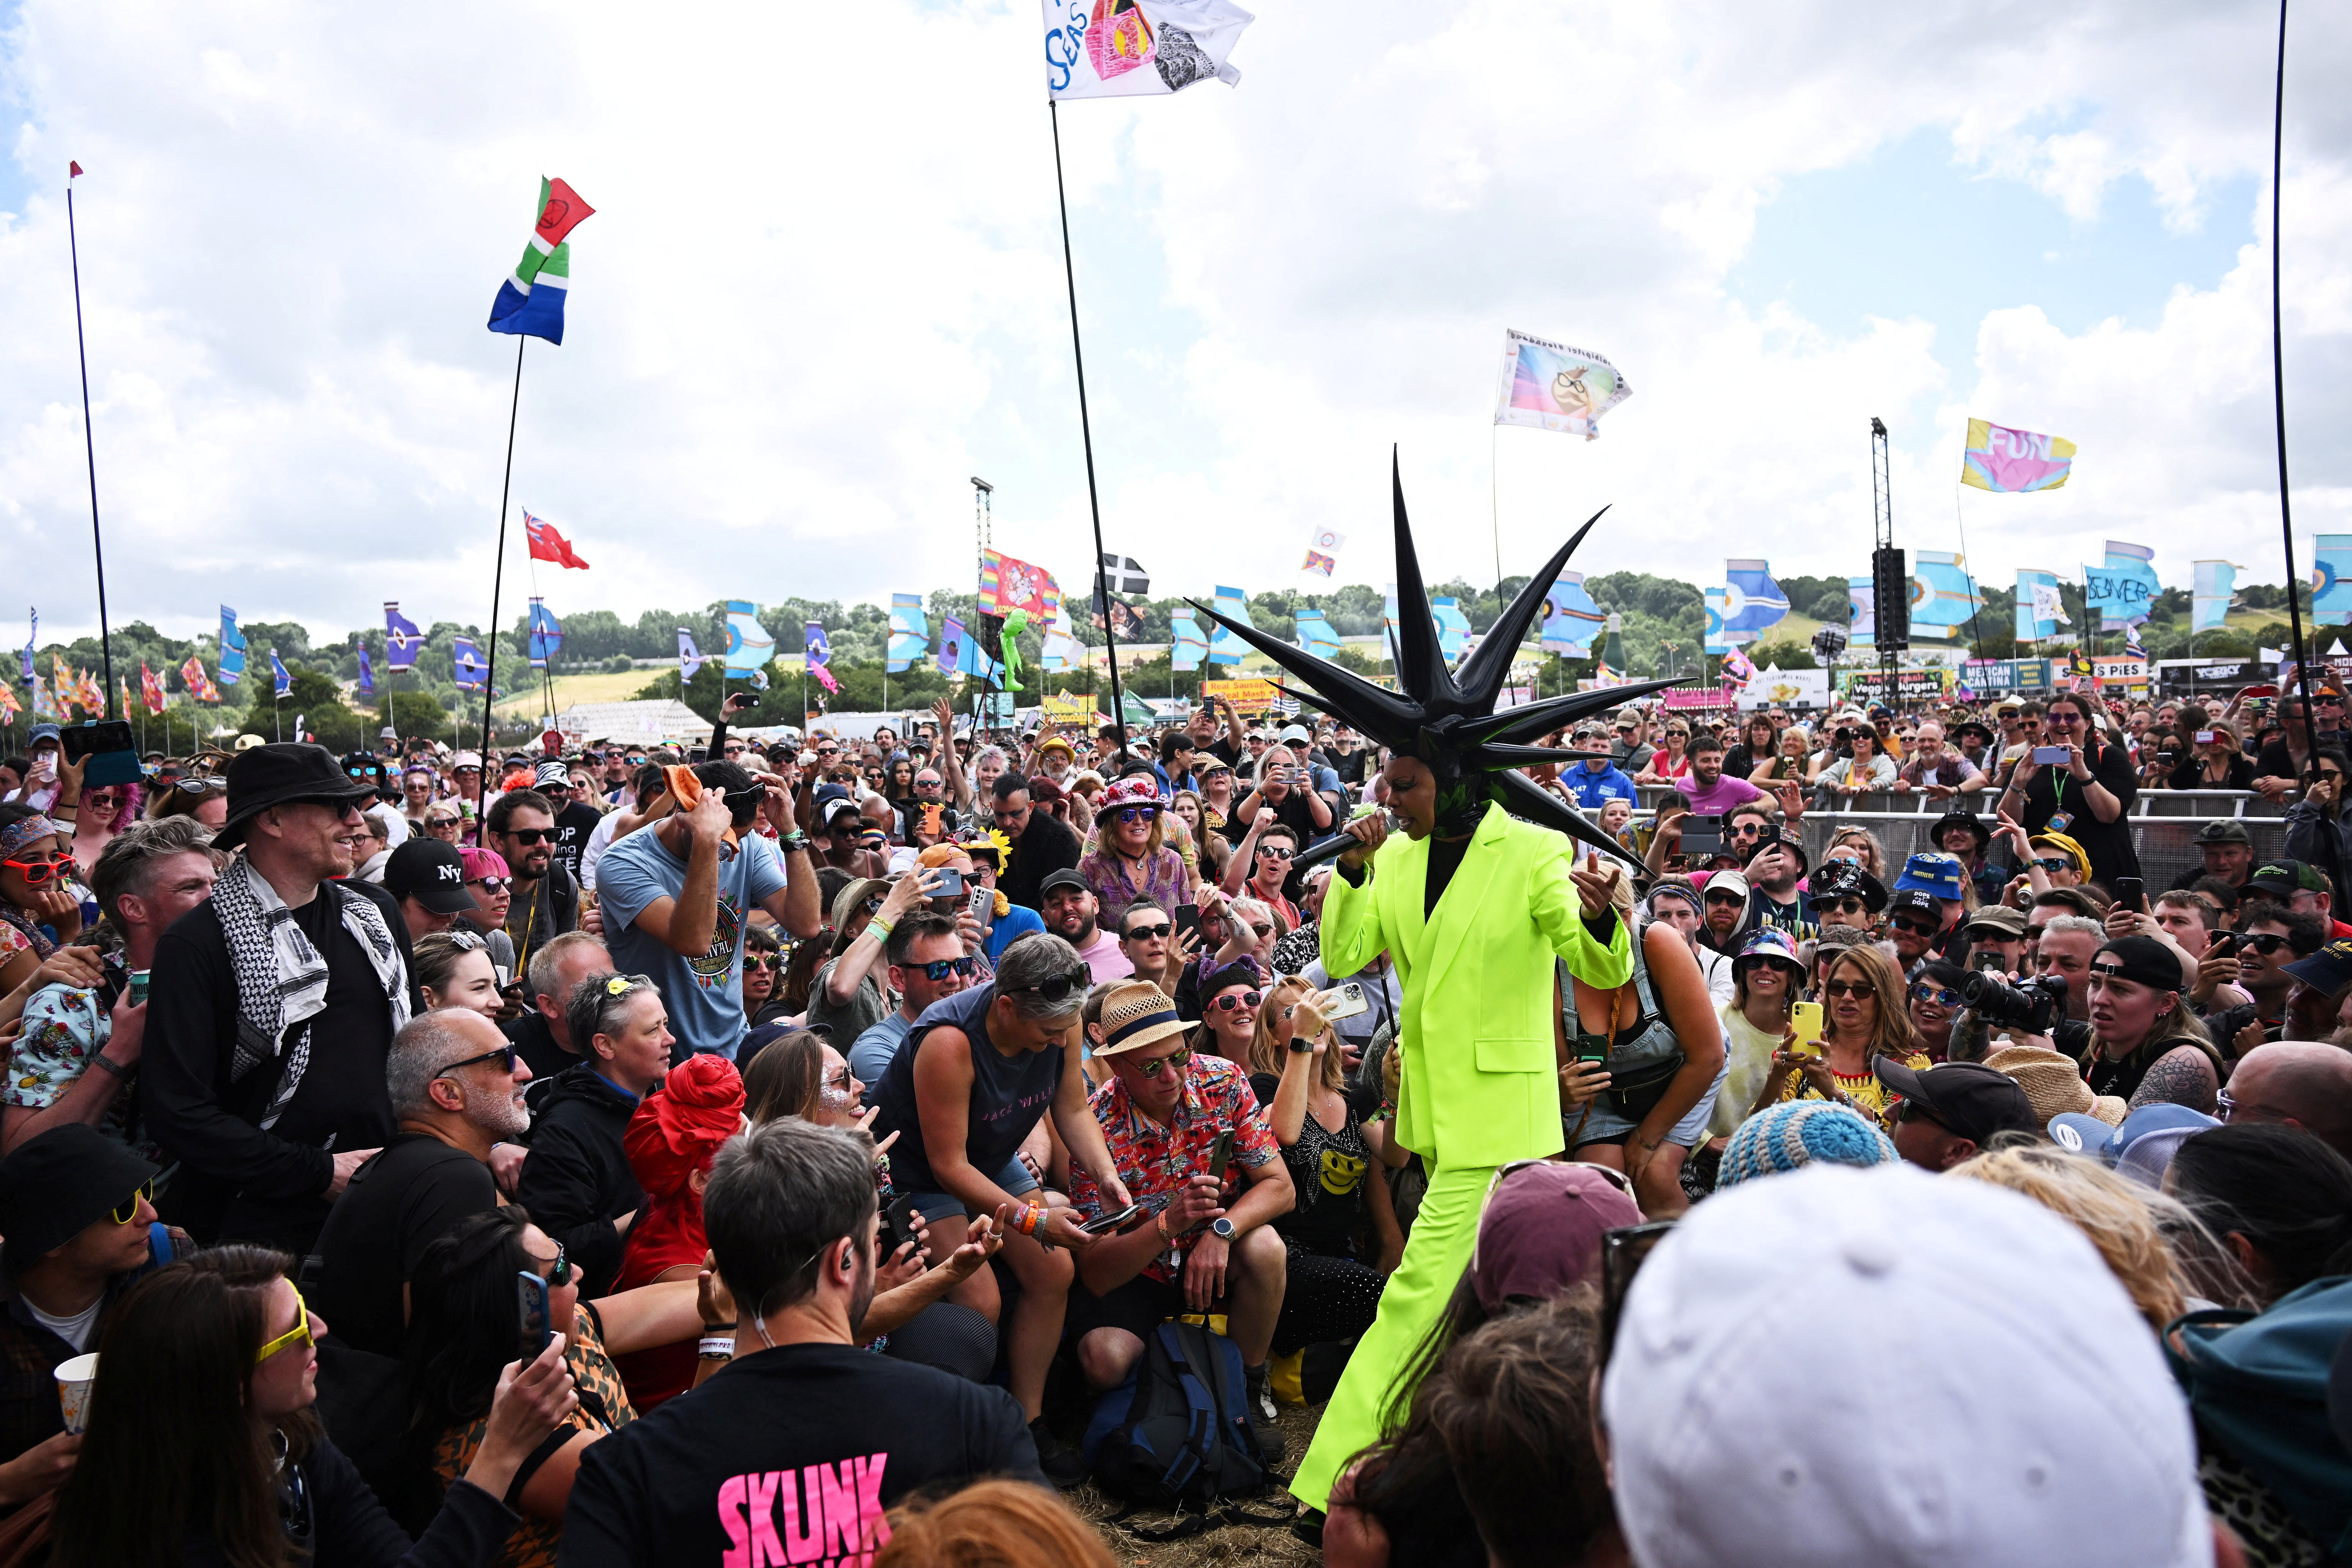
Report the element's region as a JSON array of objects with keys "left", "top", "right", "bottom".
[
  {"left": 1044, "top": 0, "right": 1253, "bottom": 100},
  {"left": 488, "top": 177, "right": 594, "bottom": 346},
  {"left": 1495, "top": 330, "right": 1632, "bottom": 441},
  {"left": 1961, "top": 419, "right": 2075, "bottom": 493}
]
